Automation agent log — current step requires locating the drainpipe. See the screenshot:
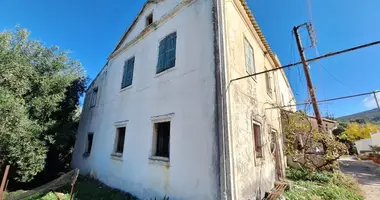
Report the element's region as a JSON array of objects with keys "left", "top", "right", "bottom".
[{"left": 213, "top": 0, "right": 233, "bottom": 199}]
